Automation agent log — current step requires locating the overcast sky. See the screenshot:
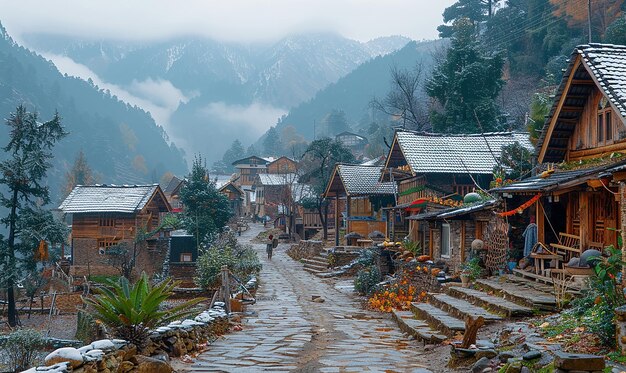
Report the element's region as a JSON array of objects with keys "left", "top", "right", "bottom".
[{"left": 0, "top": 0, "right": 455, "bottom": 43}]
